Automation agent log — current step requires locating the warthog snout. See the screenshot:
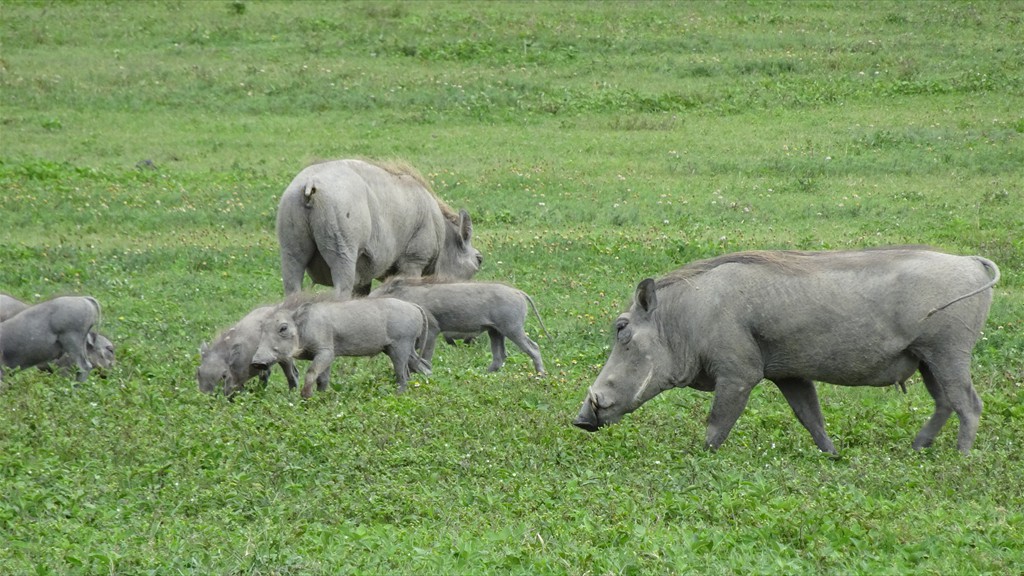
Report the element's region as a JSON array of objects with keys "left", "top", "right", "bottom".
[{"left": 573, "top": 399, "right": 601, "bottom": 432}]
